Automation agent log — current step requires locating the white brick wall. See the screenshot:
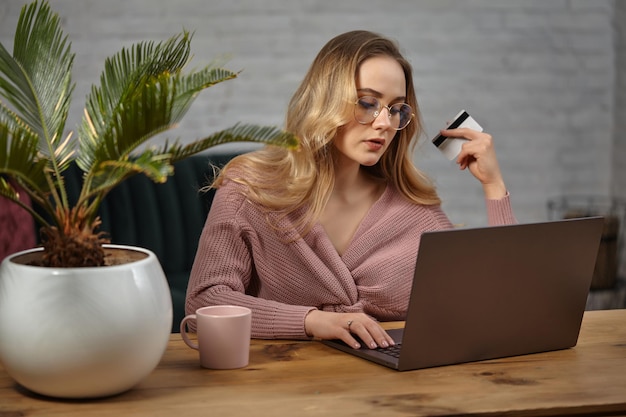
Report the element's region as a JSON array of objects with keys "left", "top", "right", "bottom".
[{"left": 1, "top": 0, "right": 623, "bottom": 232}]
